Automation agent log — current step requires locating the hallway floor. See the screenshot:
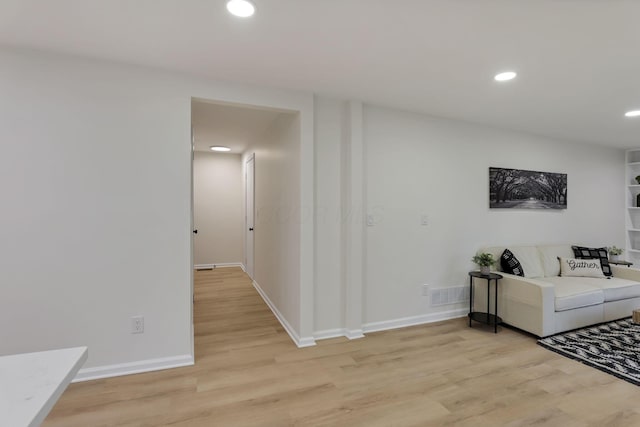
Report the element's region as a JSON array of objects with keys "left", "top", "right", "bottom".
[{"left": 43, "top": 267, "right": 640, "bottom": 426}]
